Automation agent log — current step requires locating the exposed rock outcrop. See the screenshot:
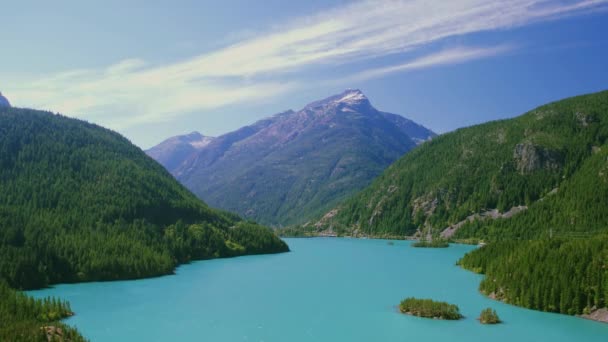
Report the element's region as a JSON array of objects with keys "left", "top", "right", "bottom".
[
  {"left": 440, "top": 206, "right": 528, "bottom": 238},
  {"left": 580, "top": 307, "right": 608, "bottom": 323},
  {"left": 513, "top": 143, "right": 562, "bottom": 174}
]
